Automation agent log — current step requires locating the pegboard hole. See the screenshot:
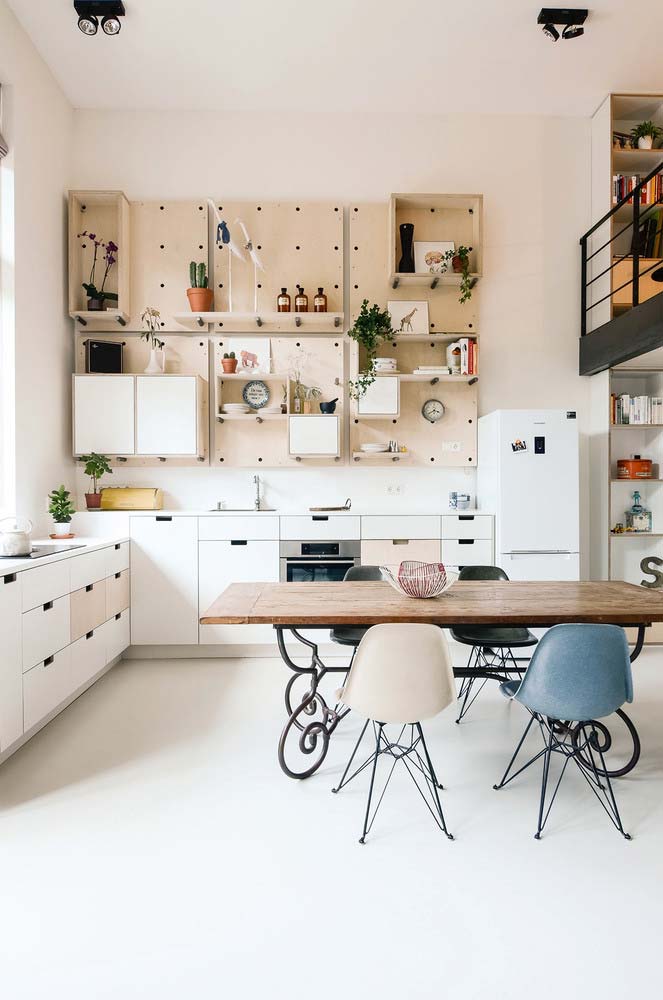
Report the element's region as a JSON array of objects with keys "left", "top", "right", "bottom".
[
  {"left": 334, "top": 207, "right": 339, "bottom": 212},
  {"left": 218, "top": 283, "right": 223, "bottom": 289},
  {"left": 334, "top": 284, "right": 339, "bottom": 289},
  {"left": 354, "top": 284, "right": 358, "bottom": 289},
  {"left": 258, "top": 457, "right": 263, "bottom": 462},
  {"left": 218, "top": 206, "right": 223, "bottom": 211},
  {"left": 468, "top": 419, "right": 473, "bottom": 424},
  {"left": 334, "top": 245, "right": 339, "bottom": 251},
  {"left": 257, "top": 245, "right": 262, "bottom": 250},
  {"left": 354, "top": 246, "right": 358, "bottom": 251},
  {"left": 220, "top": 458, "right": 224, "bottom": 462},
  {"left": 160, "top": 244, "right": 165, "bottom": 250},
  {"left": 257, "top": 283, "right": 262, "bottom": 289},
  {"left": 160, "top": 283, "right": 165, "bottom": 288},
  {"left": 296, "top": 342, "right": 301, "bottom": 347},
  {"left": 160, "top": 206, "right": 164, "bottom": 211},
  {"left": 392, "top": 419, "right": 397, "bottom": 424},
  {"left": 218, "top": 322, "right": 224, "bottom": 328},
  {"left": 354, "top": 419, "right": 358, "bottom": 424},
  {"left": 353, "top": 207, "right": 358, "bottom": 212},
  {"left": 430, "top": 323, "right": 435, "bottom": 329},
  {"left": 296, "top": 207, "right": 300, "bottom": 212},
  {"left": 468, "top": 457, "right": 473, "bottom": 462},
  {"left": 198, "top": 244, "right": 204, "bottom": 250},
  {"left": 198, "top": 205, "right": 204, "bottom": 211},
  {"left": 160, "top": 322, "right": 165, "bottom": 328},
  {"left": 257, "top": 206, "right": 262, "bottom": 211},
  {"left": 334, "top": 342, "right": 339, "bottom": 348},
  {"left": 296, "top": 245, "right": 301, "bottom": 250},
  {"left": 468, "top": 323, "right": 473, "bottom": 329},
  {"left": 430, "top": 457, "right": 435, "bottom": 462}
]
